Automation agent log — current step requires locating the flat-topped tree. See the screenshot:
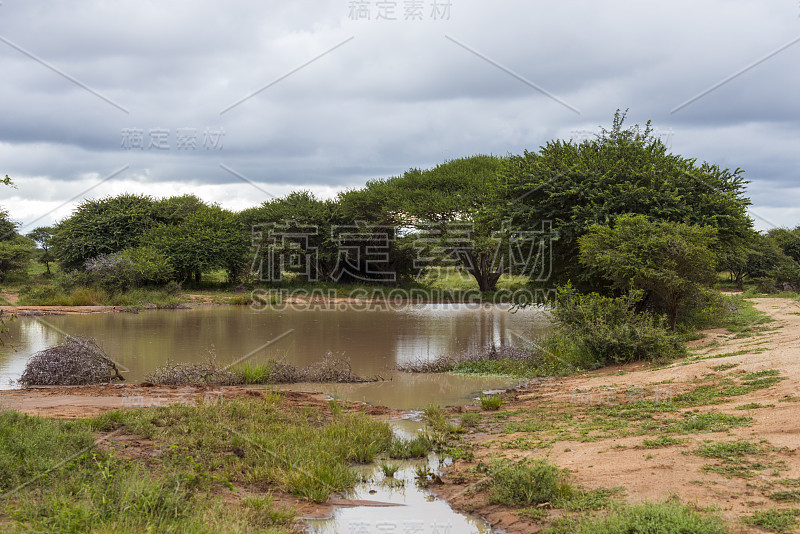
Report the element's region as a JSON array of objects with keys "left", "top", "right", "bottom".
[
  {"left": 382, "top": 154, "right": 509, "bottom": 292},
  {"left": 50, "top": 194, "right": 158, "bottom": 271}
]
